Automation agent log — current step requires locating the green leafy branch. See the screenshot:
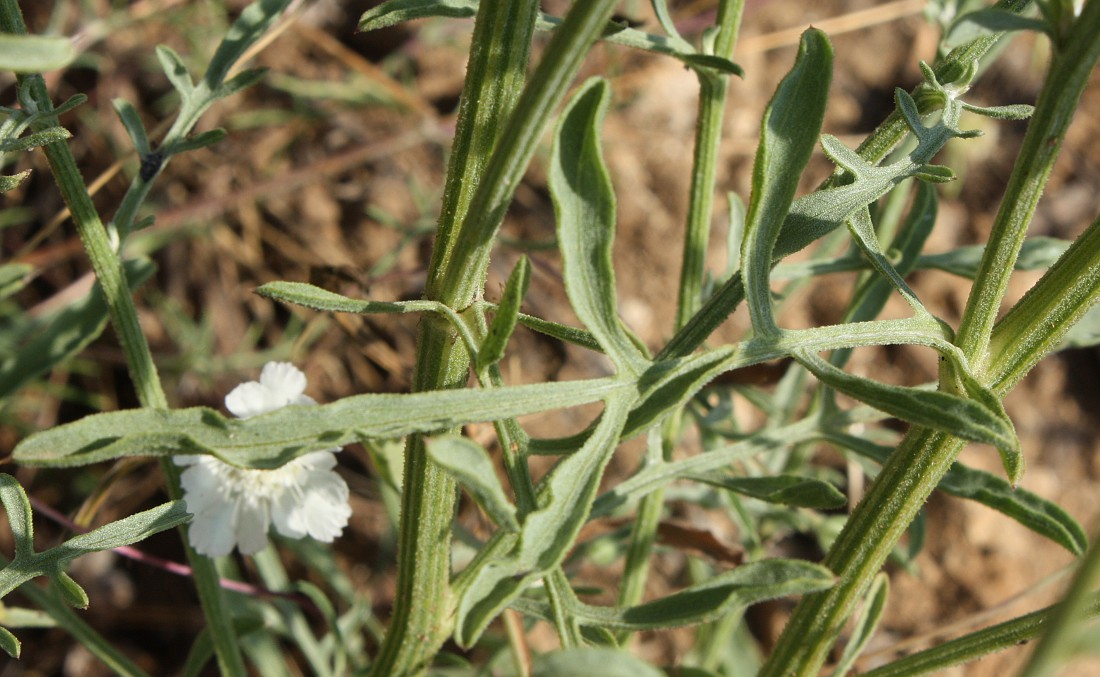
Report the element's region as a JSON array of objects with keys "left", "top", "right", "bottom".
[{"left": 0, "top": 474, "right": 190, "bottom": 658}]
